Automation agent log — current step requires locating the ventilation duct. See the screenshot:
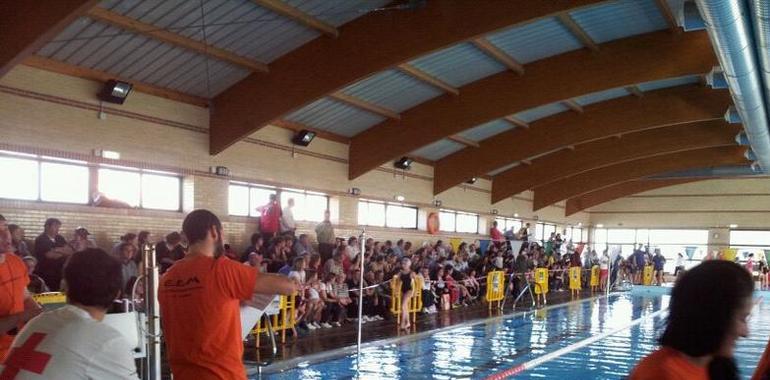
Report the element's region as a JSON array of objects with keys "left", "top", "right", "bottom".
[
  {"left": 695, "top": 0, "right": 770, "bottom": 170},
  {"left": 651, "top": 165, "right": 764, "bottom": 178}
]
